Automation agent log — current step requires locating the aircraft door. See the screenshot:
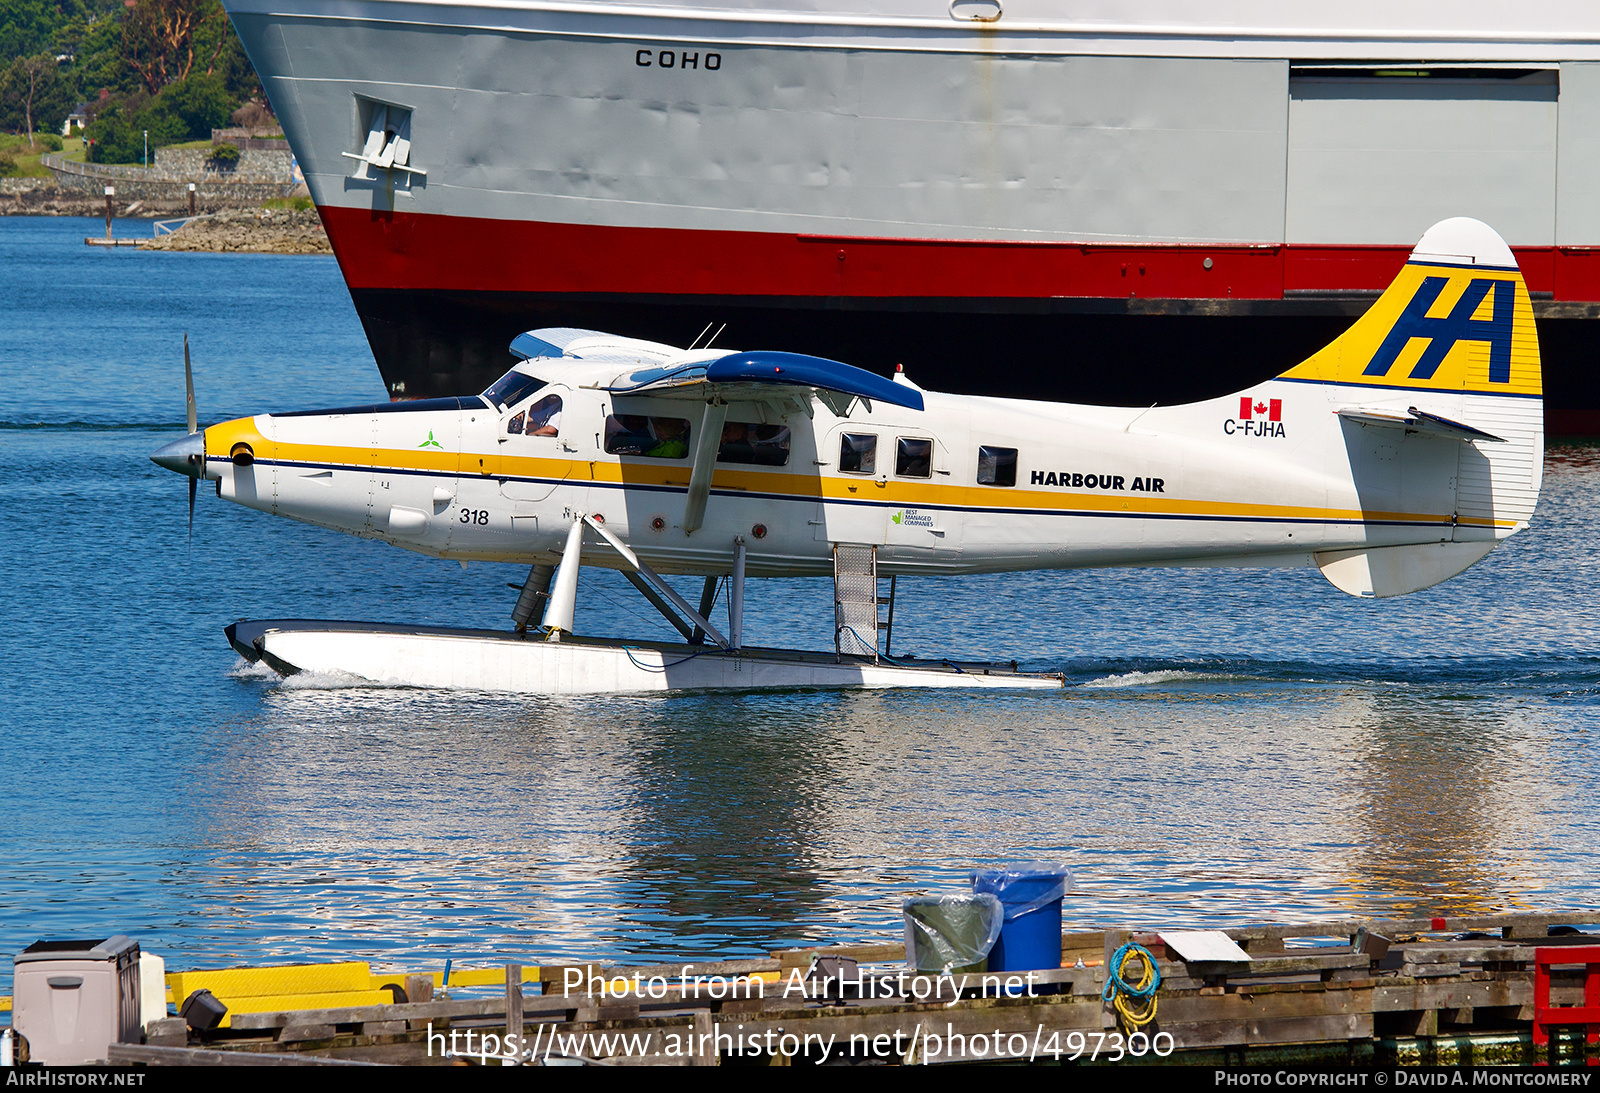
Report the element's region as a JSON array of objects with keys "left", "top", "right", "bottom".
[
  {"left": 814, "top": 425, "right": 889, "bottom": 544},
  {"left": 498, "top": 387, "right": 571, "bottom": 507},
  {"left": 880, "top": 433, "right": 964, "bottom": 562}
]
